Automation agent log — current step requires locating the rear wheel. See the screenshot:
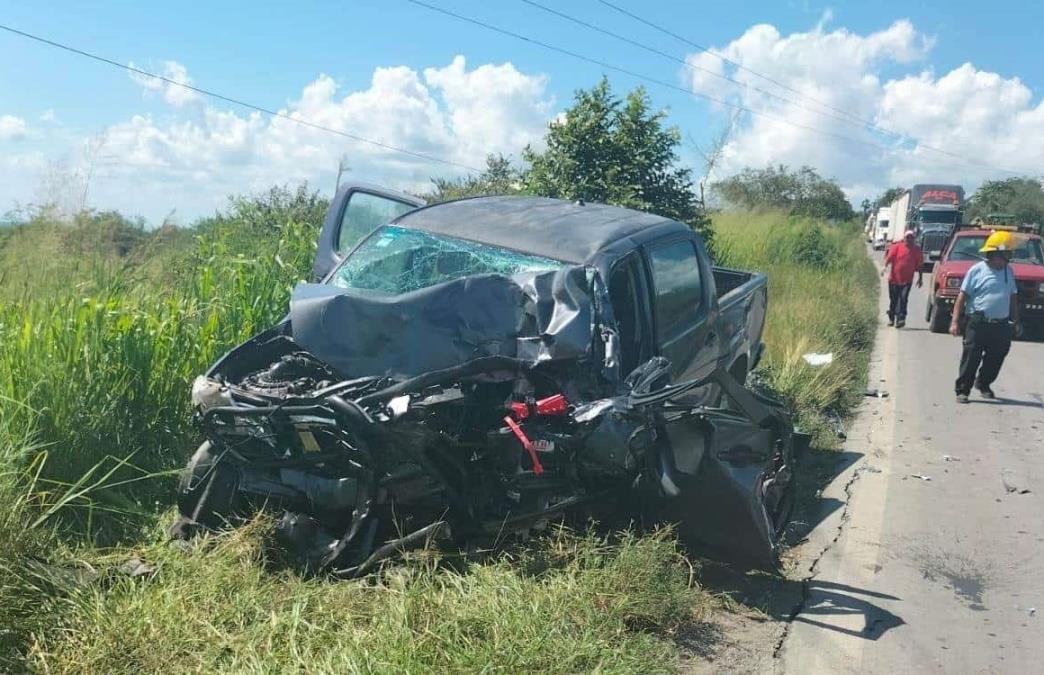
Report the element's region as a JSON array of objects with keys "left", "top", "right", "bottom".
[{"left": 928, "top": 296, "right": 950, "bottom": 333}]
